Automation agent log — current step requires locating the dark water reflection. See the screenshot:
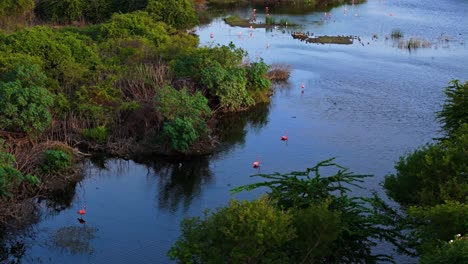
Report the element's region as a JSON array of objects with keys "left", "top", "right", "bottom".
[{"left": 137, "top": 156, "right": 214, "bottom": 213}]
